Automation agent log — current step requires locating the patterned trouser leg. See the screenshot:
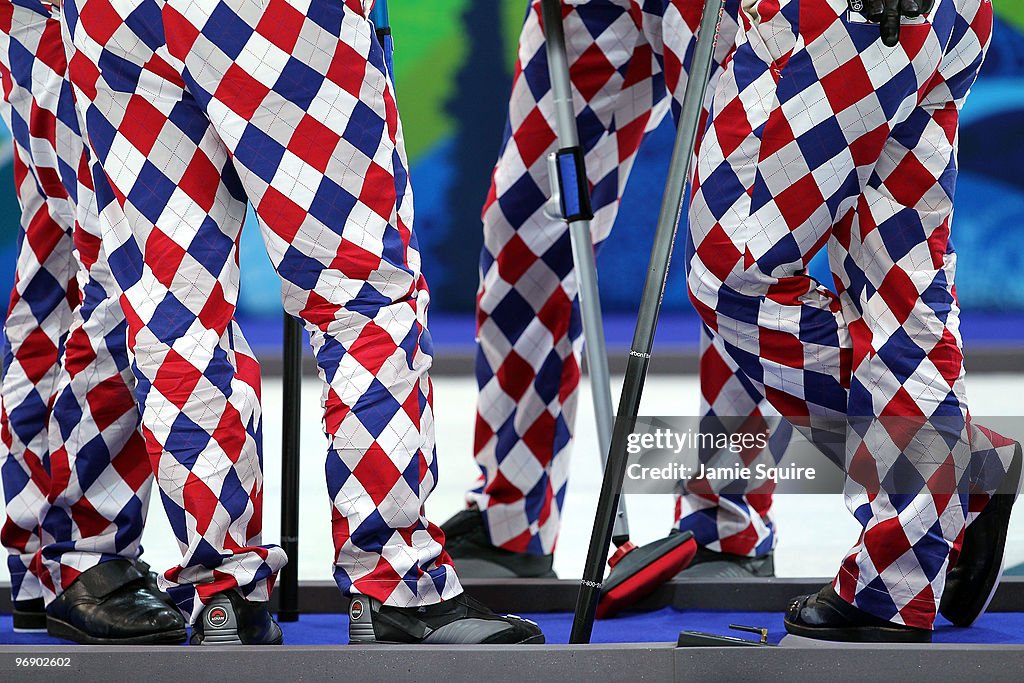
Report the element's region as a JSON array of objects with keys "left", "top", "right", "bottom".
[
  {"left": 66, "top": 0, "right": 460, "bottom": 617},
  {"left": 0, "top": 1, "right": 73, "bottom": 602},
  {"left": 39, "top": 161, "right": 153, "bottom": 595},
  {"left": 673, "top": 325, "right": 792, "bottom": 557},
  {"left": 41, "top": 144, "right": 174, "bottom": 596},
  {"left": 687, "top": 0, "right": 1016, "bottom": 628},
  {"left": 0, "top": 0, "right": 162, "bottom": 602},
  {"left": 0, "top": 0, "right": 84, "bottom": 602},
  {"left": 470, "top": 0, "right": 784, "bottom": 557}
]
